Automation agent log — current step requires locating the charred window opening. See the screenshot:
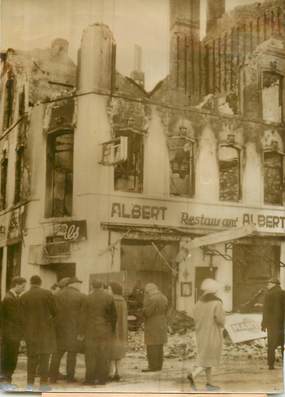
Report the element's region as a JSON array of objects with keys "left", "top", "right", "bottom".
[
  {"left": 219, "top": 145, "right": 241, "bottom": 202},
  {"left": 114, "top": 131, "right": 143, "bottom": 193},
  {"left": 18, "top": 89, "right": 25, "bottom": 117},
  {"left": 262, "top": 72, "right": 283, "bottom": 123},
  {"left": 169, "top": 135, "right": 195, "bottom": 197},
  {"left": 264, "top": 151, "right": 283, "bottom": 205},
  {"left": 3, "top": 78, "right": 14, "bottom": 131},
  {"left": 14, "top": 144, "right": 25, "bottom": 204},
  {"left": 0, "top": 151, "right": 8, "bottom": 210},
  {"left": 46, "top": 131, "right": 73, "bottom": 217}
]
